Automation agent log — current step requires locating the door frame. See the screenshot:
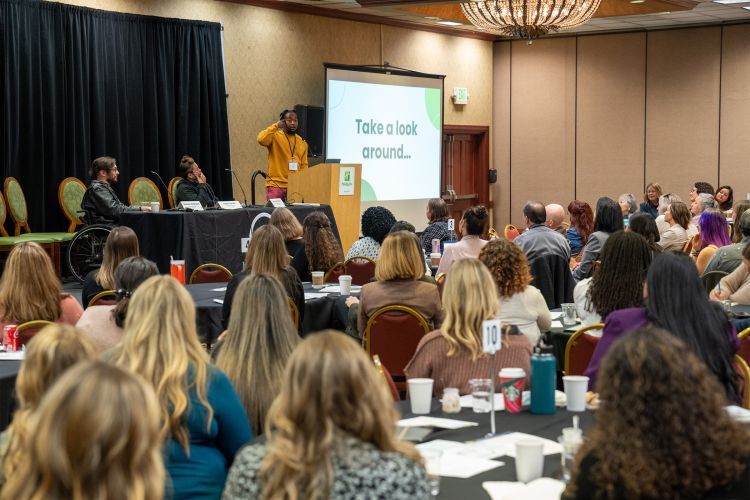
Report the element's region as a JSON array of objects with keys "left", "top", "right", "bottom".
[{"left": 442, "top": 124, "right": 490, "bottom": 209}]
